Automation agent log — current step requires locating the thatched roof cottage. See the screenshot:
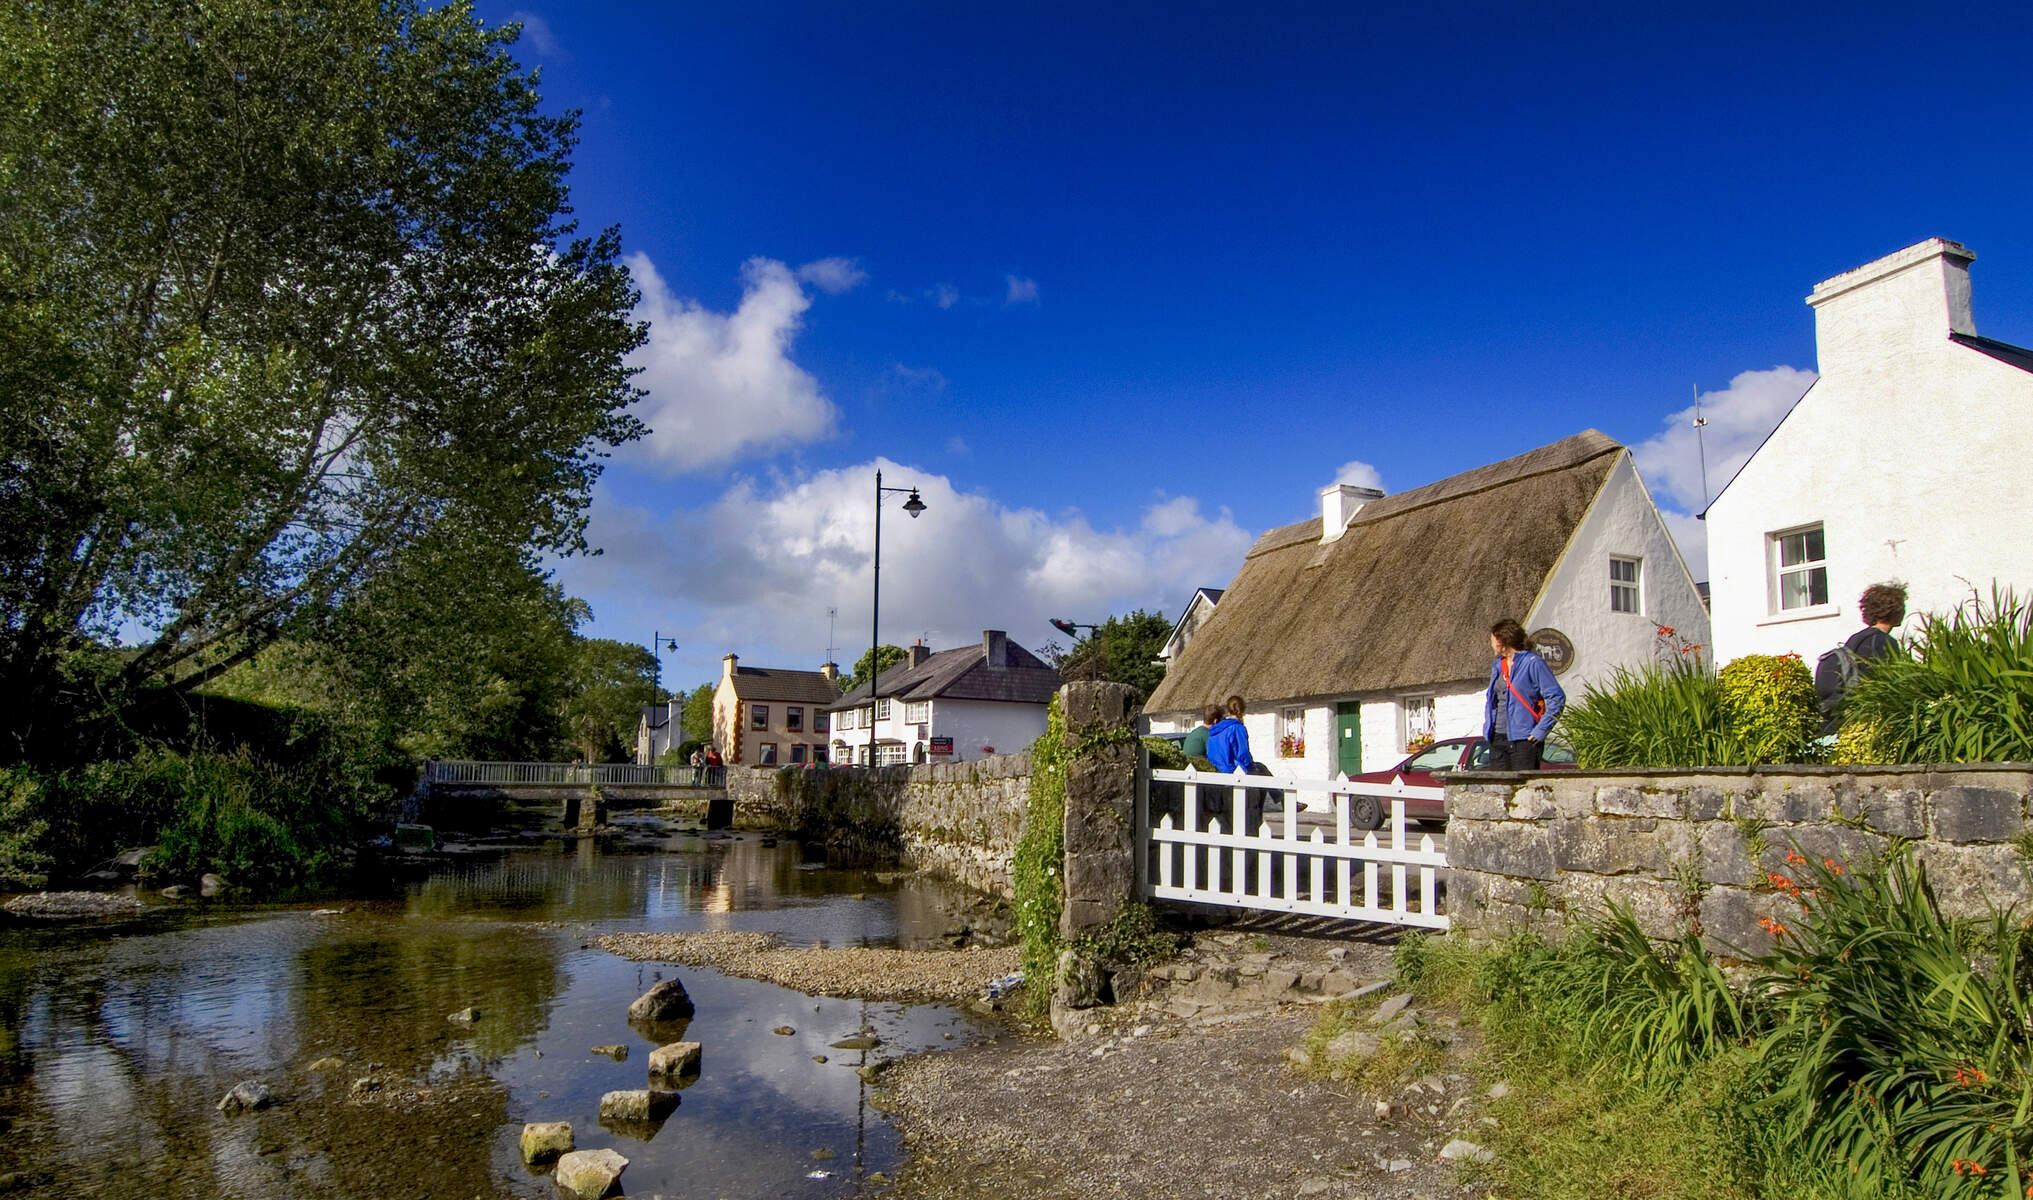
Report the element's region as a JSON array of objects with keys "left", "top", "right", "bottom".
[{"left": 1144, "top": 431, "right": 1708, "bottom": 776}]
